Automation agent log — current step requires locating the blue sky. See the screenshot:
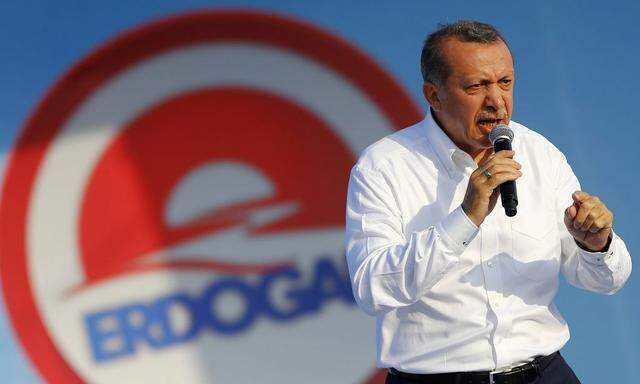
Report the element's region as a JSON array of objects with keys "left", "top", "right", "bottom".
[{"left": 1, "top": 1, "right": 638, "bottom": 382}]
